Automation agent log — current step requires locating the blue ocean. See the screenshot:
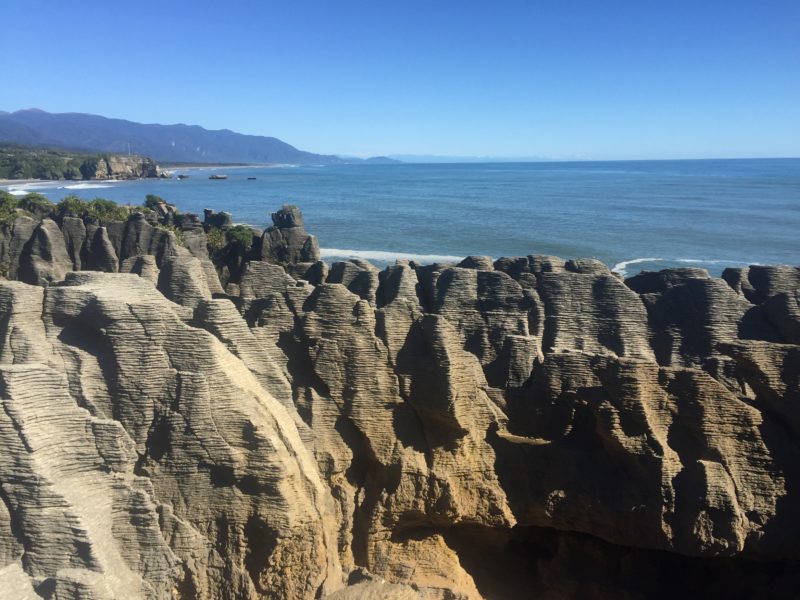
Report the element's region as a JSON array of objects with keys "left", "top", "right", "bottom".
[{"left": 4, "top": 159, "right": 799, "bottom": 276}]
